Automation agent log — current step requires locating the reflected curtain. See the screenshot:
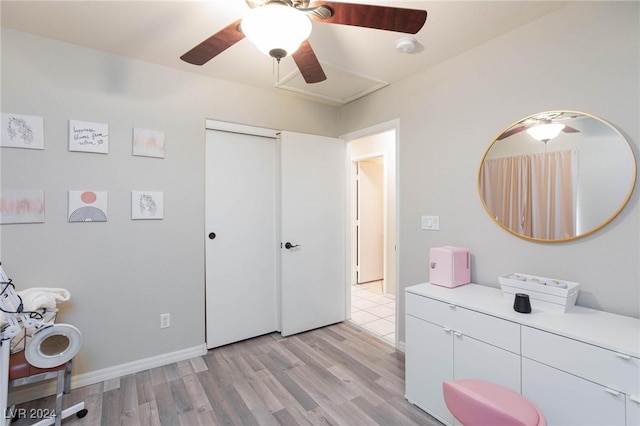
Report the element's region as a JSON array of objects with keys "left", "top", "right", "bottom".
[
  {"left": 530, "top": 150, "right": 578, "bottom": 239},
  {"left": 481, "top": 149, "right": 577, "bottom": 239},
  {"left": 480, "top": 154, "right": 532, "bottom": 236}
]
